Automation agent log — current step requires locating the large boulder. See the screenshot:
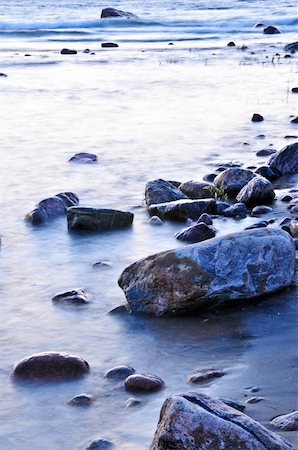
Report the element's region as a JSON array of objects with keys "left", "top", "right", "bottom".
[
  {"left": 179, "top": 181, "right": 214, "bottom": 199},
  {"left": 12, "top": 352, "right": 89, "bottom": 381},
  {"left": 269, "top": 142, "right": 298, "bottom": 175},
  {"left": 118, "top": 228, "right": 295, "bottom": 316},
  {"left": 236, "top": 176, "right": 275, "bottom": 206},
  {"left": 150, "top": 392, "right": 294, "bottom": 450},
  {"left": 214, "top": 169, "right": 256, "bottom": 197},
  {"left": 148, "top": 199, "right": 216, "bottom": 221},
  {"left": 100, "top": 7, "right": 138, "bottom": 19},
  {"left": 67, "top": 207, "right": 133, "bottom": 231},
  {"left": 26, "top": 192, "right": 79, "bottom": 224},
  {"left": 145, "top": 179, "right": 187, "bottom": 207}
]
